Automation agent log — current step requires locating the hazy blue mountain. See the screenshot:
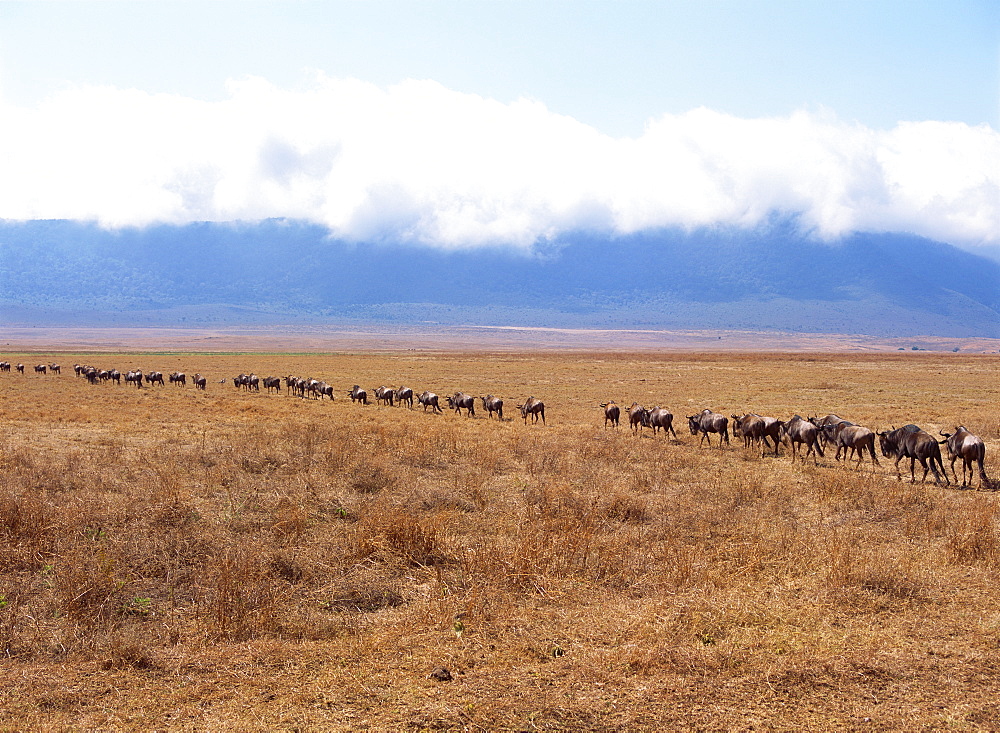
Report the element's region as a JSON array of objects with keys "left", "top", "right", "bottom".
[{"left": 1, "top": 219, "right": 998, "bottom": 337}]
